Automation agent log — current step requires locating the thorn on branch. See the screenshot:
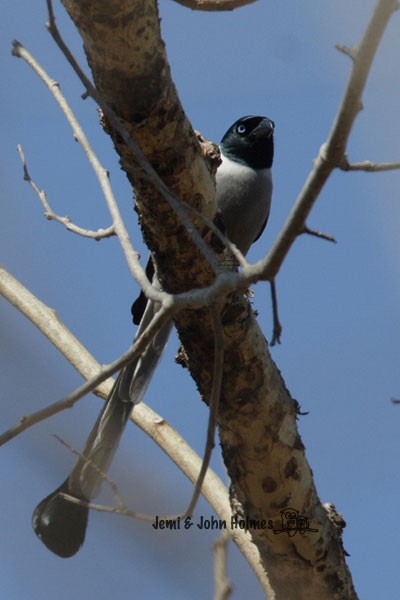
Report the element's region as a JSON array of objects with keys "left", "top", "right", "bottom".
[
  {"left": 46, "top": 1, "right": 91, "bottom": 102},
  {"left": 270, "top": 280, "right": 282, "bottom": 346},
  {"left": 294, "top": 399, "right": 309, "bottom": 417},
  {"left": 335, "top": 43, "right": 358, "bottom": 60},
  {"left": 301, "top": 225, "right": 337, "bottom": 244}
]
